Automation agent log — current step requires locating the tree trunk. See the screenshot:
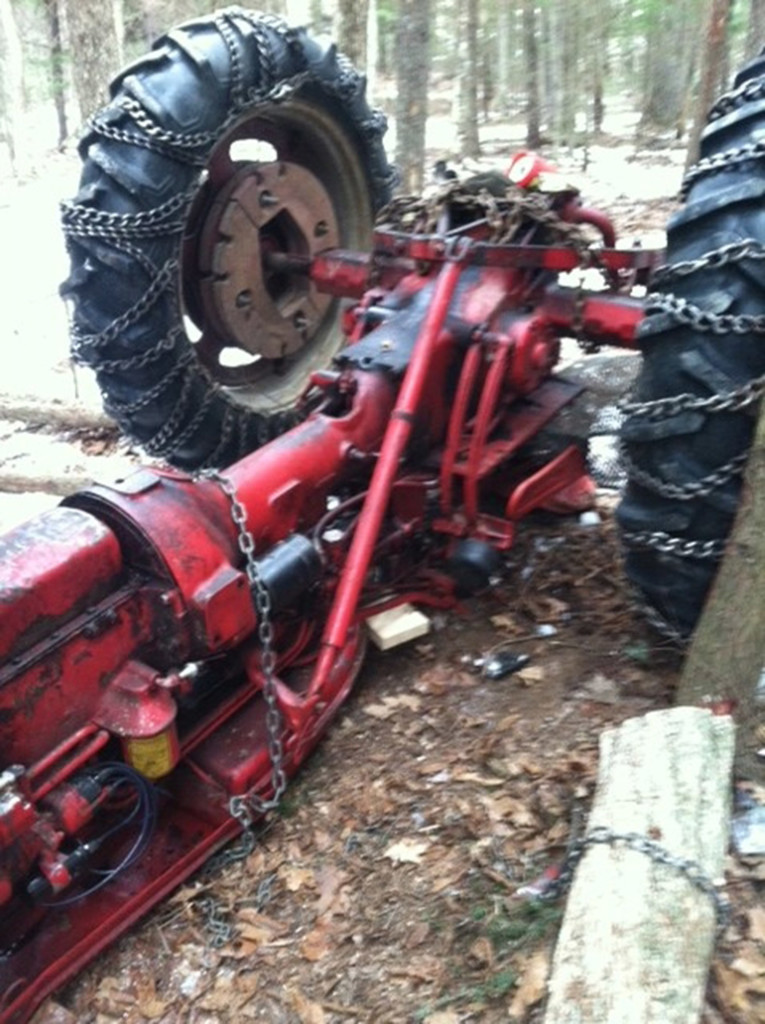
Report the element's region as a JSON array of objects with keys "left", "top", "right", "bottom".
[
  {"left": 496, "top": 0, "right": 511, "bottom": 116},
  {"left": 337, "top": 0, "right": 368, "bottom": 68},
  {"left": 545, "top": 707, "right": 734, "bottom": 1024},
  {"left": 366, "top": 0, "right": 378, "bottom": 101},
  {"left": 44, "top": 0, "right": 68, "bottom": 148},
  {"left": 523, "top": 0, "right": 541, "bottom": 148},
  {"left": 641, "top": 0, "right": 695, "bottom": 133},
  {"left": 0, "top": 0, "right": 24, "bottom": 173},
  {"left": 678, "top": 403, "right": 765, "bottom": 784},
  {"left": 64, "top": 0, "right": 123, "bottom": 124},
  {"left": 457, "top": 0, "right": 480, "bottom": 159},
  {"left": 685, "top": 0, "right": 734, "bottom": 170},
  {"left": 394, "top": 0, "right": 430, "bottom": 193},
  {"left": 746, "top": 0, "right": 765, "bottom": 59}
]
